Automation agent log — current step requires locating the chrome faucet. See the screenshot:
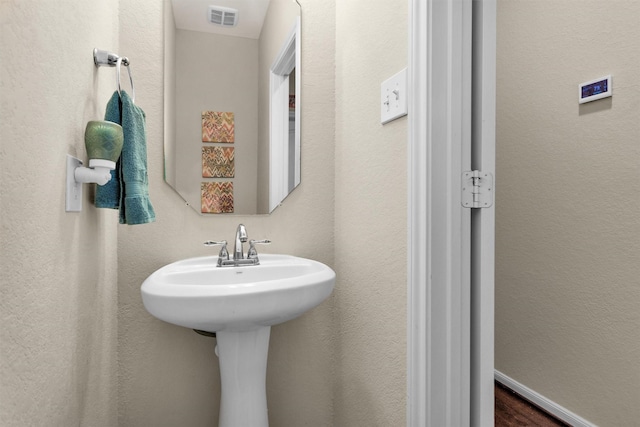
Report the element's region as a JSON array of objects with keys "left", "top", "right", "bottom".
[
  {"left": 204, "top": 224, "right": 271, "bottom": 267},
  {"left": 234, "top": 224, "right": 248, "bottom": 261}
]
